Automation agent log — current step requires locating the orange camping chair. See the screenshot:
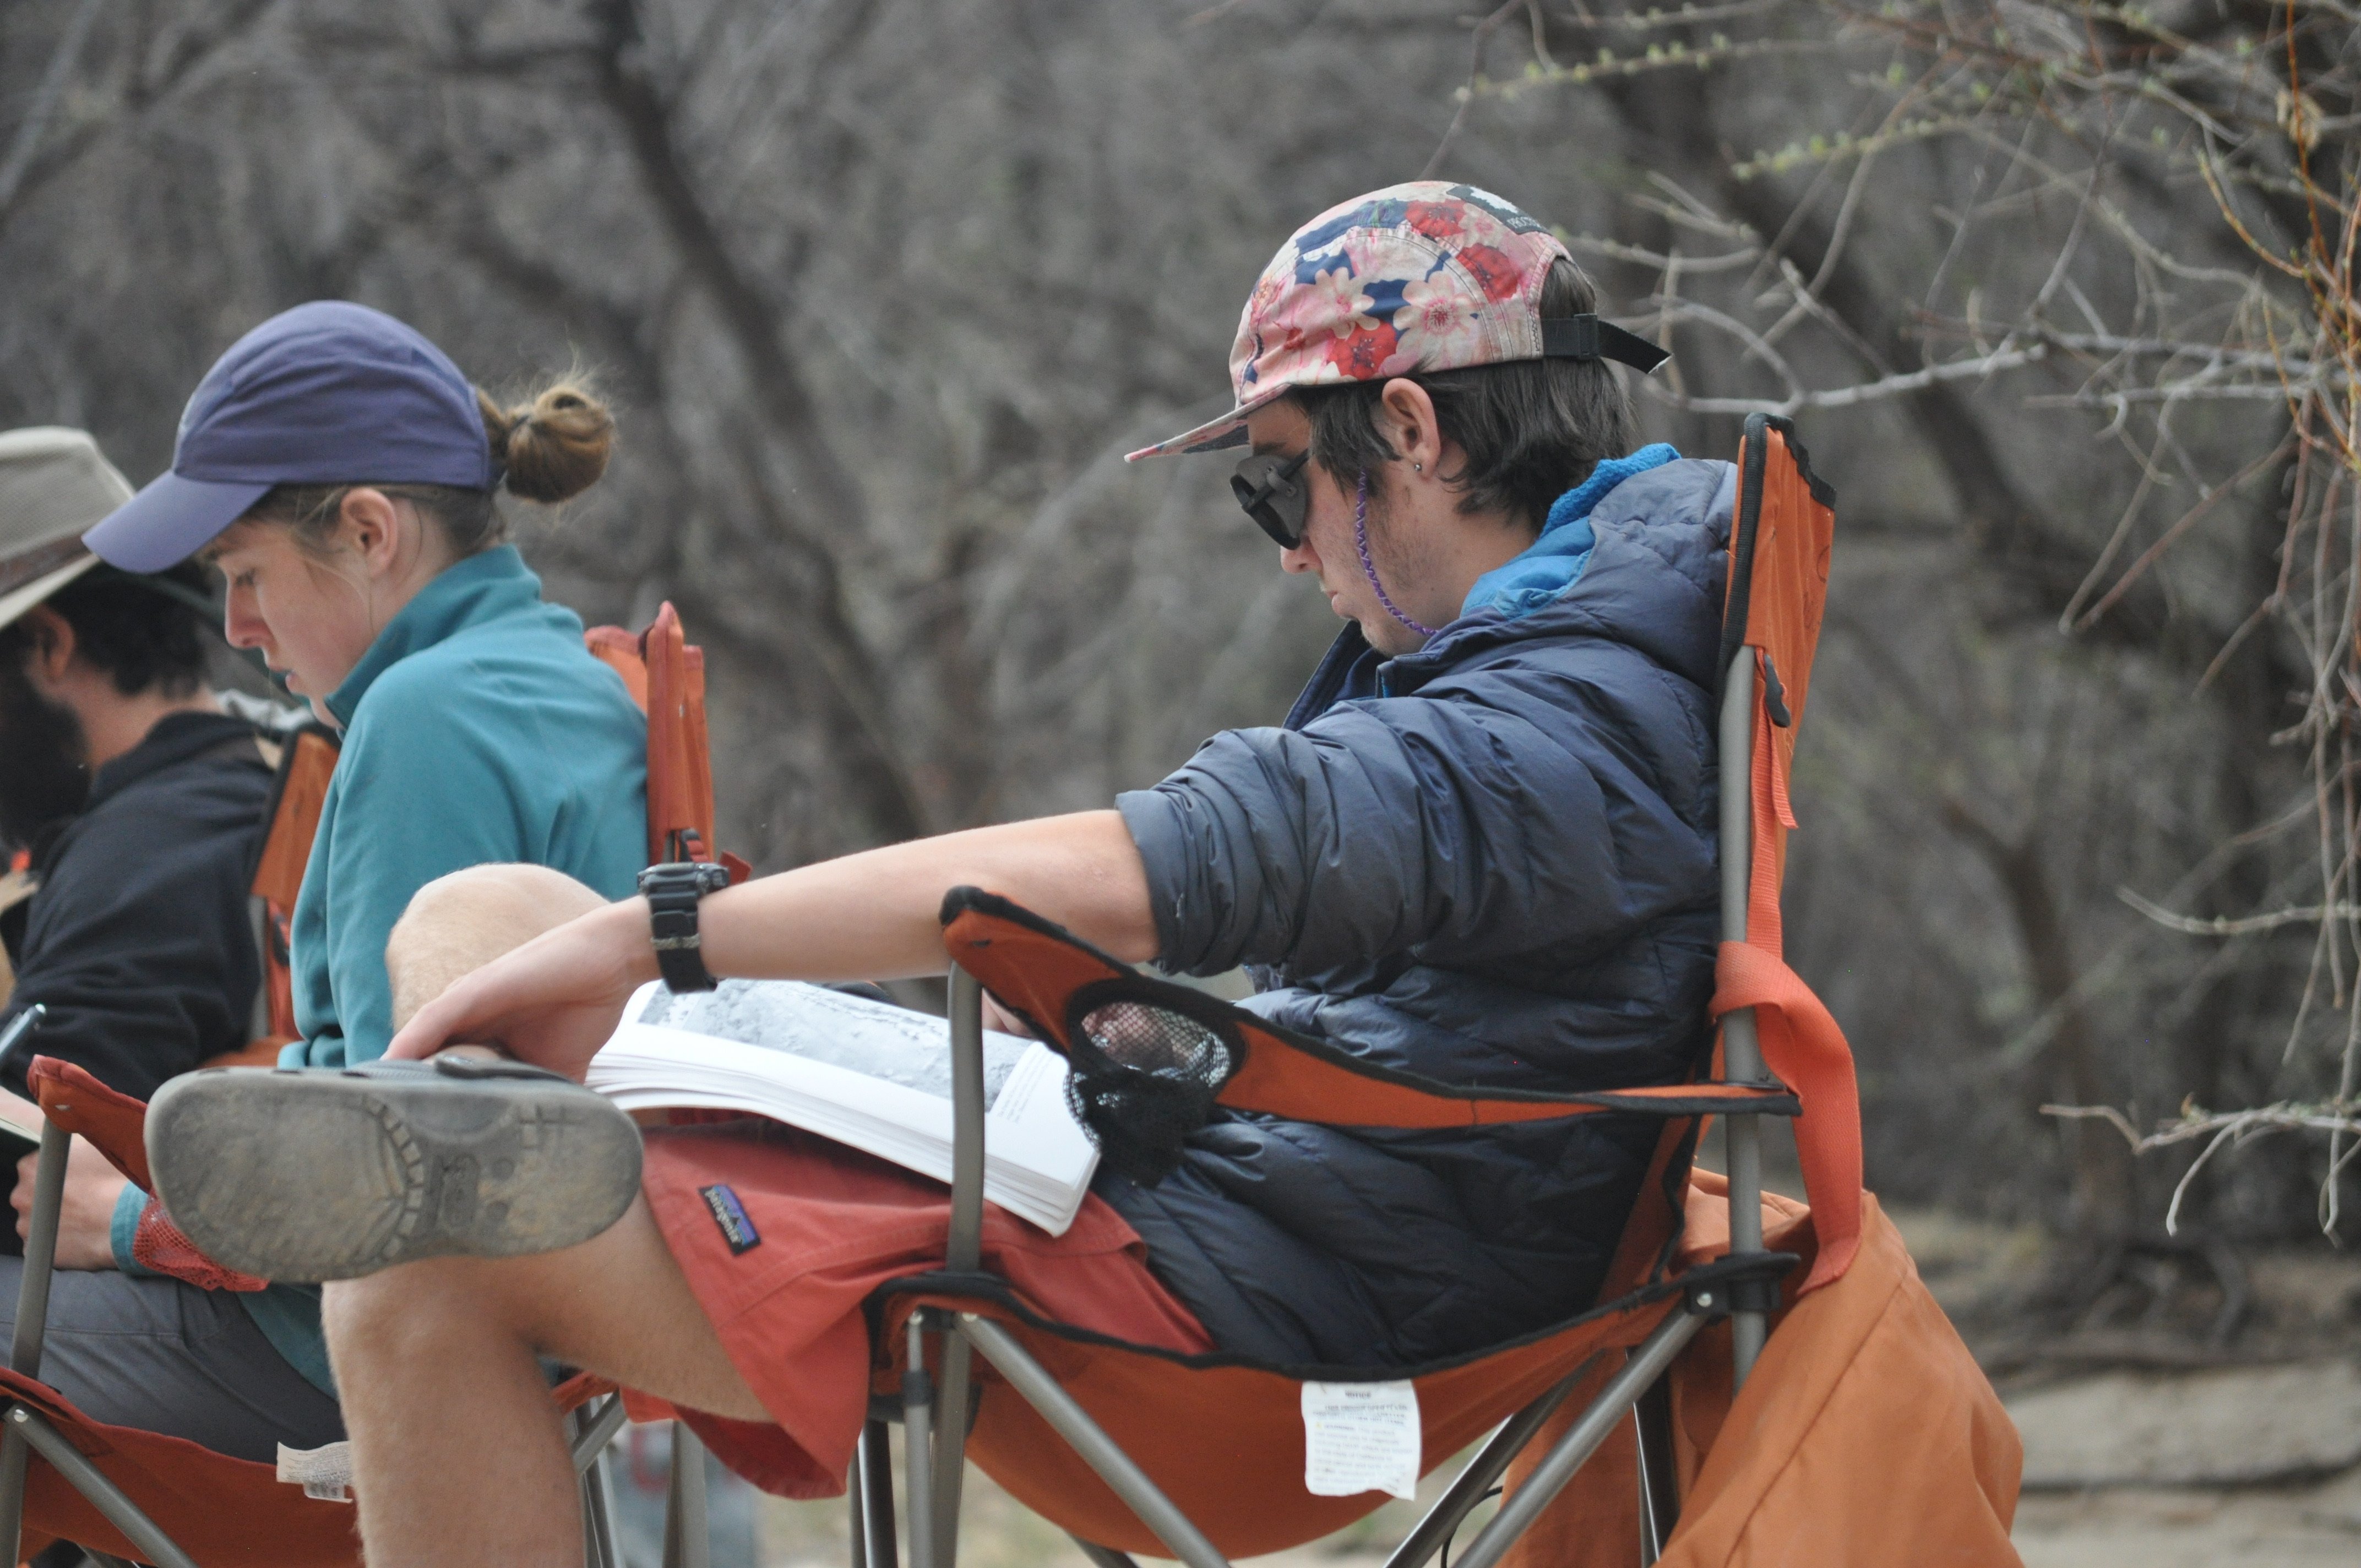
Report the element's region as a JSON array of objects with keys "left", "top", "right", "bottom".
[
  {"left": 0, "top": 603, "right": 744, "bottom": 1568},
  {"left": 841, "top": 416, "right": 2018, "bottom": 1568},
  {"left": 585, "top": 601, "right": 749, "bottom": 880}
]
